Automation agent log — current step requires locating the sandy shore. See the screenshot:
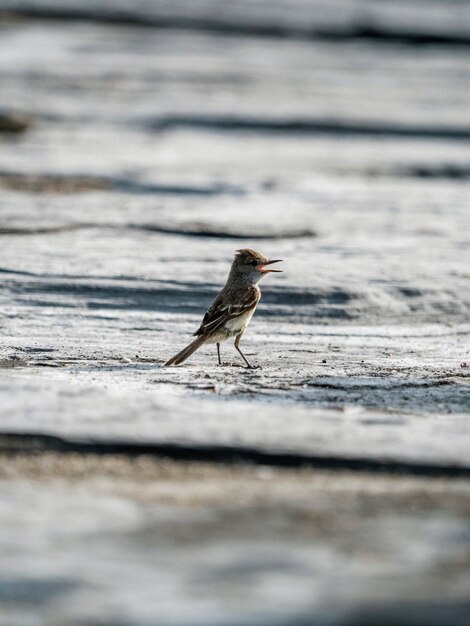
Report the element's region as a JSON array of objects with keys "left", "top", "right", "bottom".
[{"left": 0, "top": 1, "right": 469, "bottom": 624}]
